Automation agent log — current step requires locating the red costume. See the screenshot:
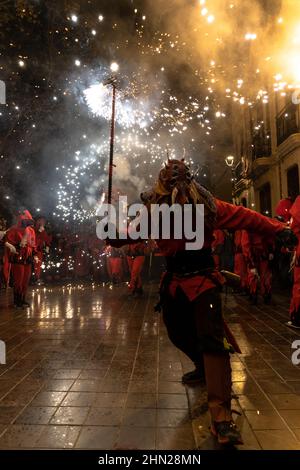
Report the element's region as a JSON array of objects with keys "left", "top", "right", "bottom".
[
  {"left": 125, "top": 242, "right": 146, "bottom": 295},
  {"left": 233, "top": 230, "right": 248, "bottom": 291},
  {"left": 105, "top": 246, "right": 123, "bottom": 284},
  {"left": 289, "top": 196, "right": 300, "bottom": 328},
  {"left": 275, "top": 198, "right": 293, "bottom": 223},
  {"left": 153, "top": 200, "right": 282, "bottom": 303},
  {"left": 34, "top": 217, "right": 52, "bottom": 281},
  {"left": 5, "top": 210, "right": 37, "bottom": 307},
  {"left": 2, "top": 246, "right": 11, "bottom": 287},
  {"left": 241, "top": 230, "right": 274, "bottom": 304},
  {"left": 211, "top": 229, "right": 225, "bottom": 270}
]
